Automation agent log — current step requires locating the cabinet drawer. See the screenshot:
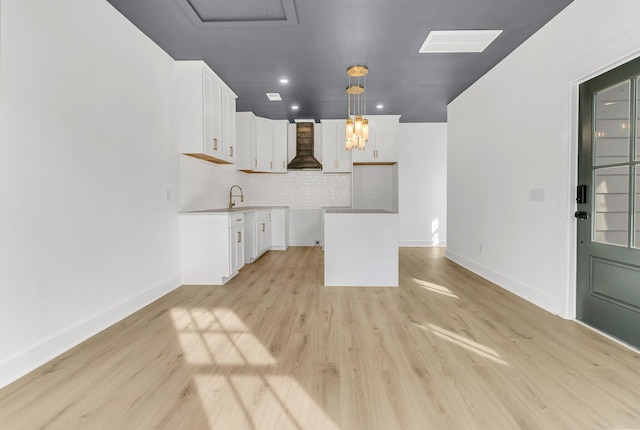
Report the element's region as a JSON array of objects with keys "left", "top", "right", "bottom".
[{"left": 229, "top": 213, "right": 245, "bottom": 228}]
